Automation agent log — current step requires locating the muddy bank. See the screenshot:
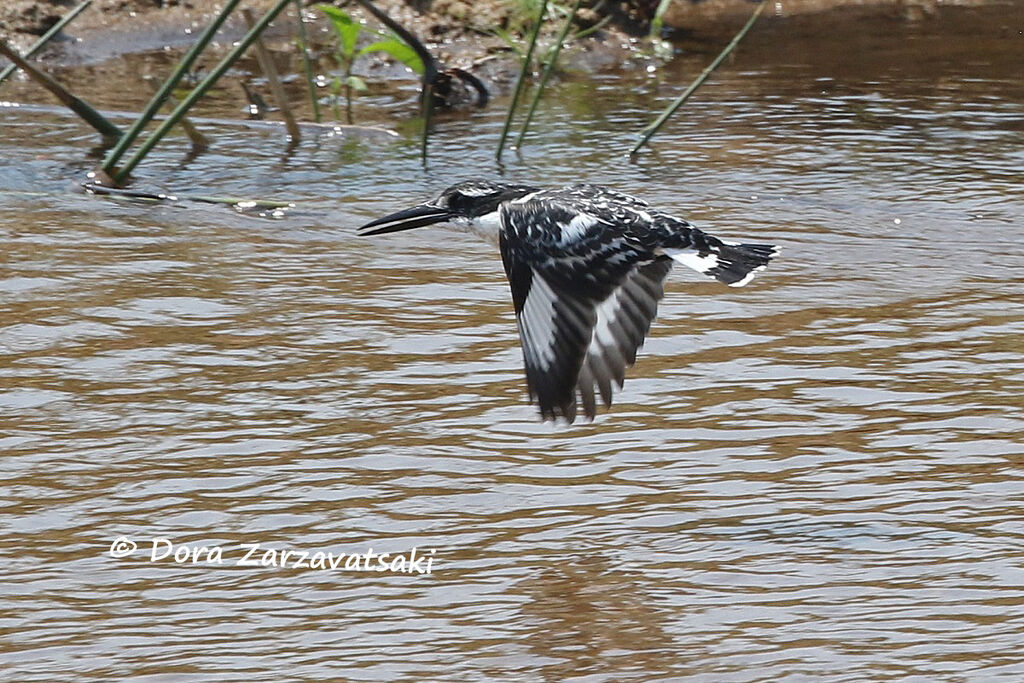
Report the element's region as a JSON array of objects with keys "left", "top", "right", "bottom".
[
  {"left": 0, "top": 0, "right": 987, "bottom": 63},
  {"left": 662, "top": 0, "right": 995, "bottom": 26}
]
